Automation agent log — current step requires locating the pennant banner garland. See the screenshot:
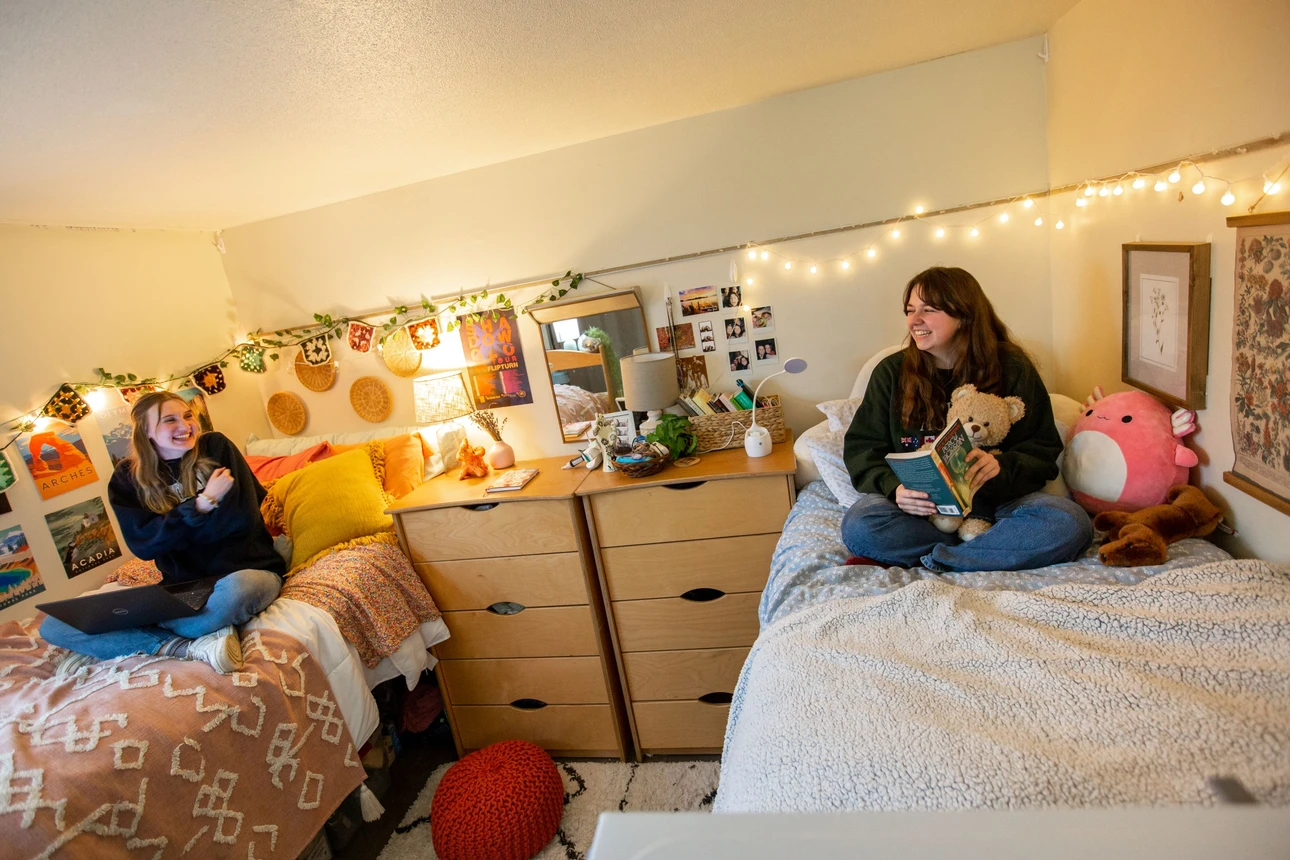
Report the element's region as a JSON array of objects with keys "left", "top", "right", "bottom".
[
  {"left": 347, "top": 321, "right": 374, "bottom": 353},
  {"left": 41, "top": 384, "right": 91, "bottom": 424},
  {"left": 239, "top": 345, "right": 267, "bottom": 374},
  {"left": 407, "top": 318, "right": 441, "bottom": 351},
  {"left": 300, "top": 334, "right": 332, "bottom": 366},
  {"left": 194, "top": 364, "right": 227, "bottom": 395}
]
